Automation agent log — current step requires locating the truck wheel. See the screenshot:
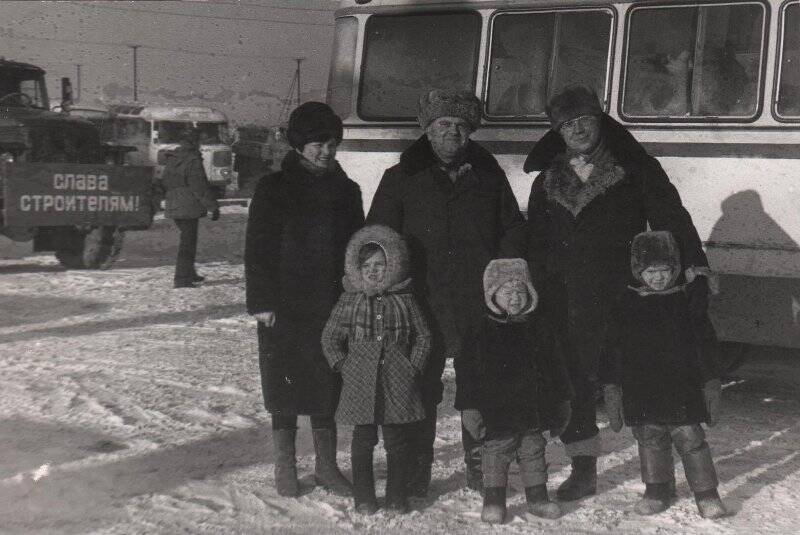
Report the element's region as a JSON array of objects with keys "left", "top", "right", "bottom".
[{"left": 54, "top": 226, "right": 125, "bottom": 269}]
